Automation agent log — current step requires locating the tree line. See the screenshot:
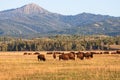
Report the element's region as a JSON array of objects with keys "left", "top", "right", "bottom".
[{"left": 0, "top": 35, "right": 120, "bottom": 51}]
